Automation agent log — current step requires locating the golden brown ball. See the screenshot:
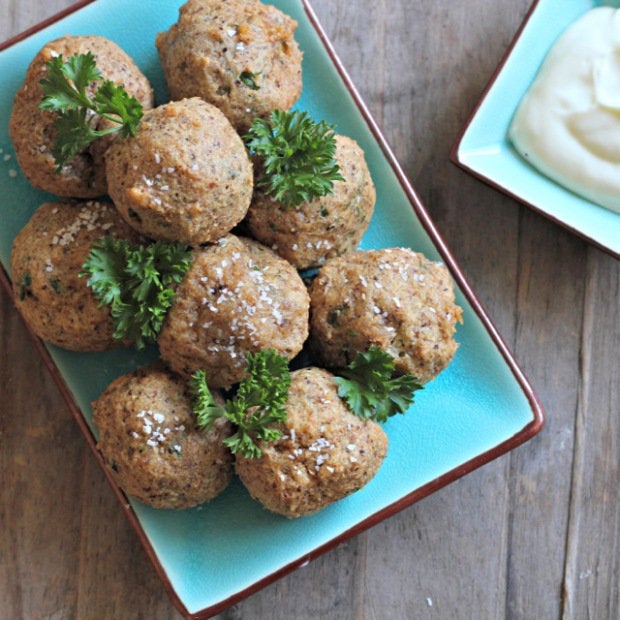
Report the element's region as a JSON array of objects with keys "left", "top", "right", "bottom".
[
  {"left": 308, "top": 248, "right": 462, "bottom": 383},
  {"left": 9, "top": 35, "right": 154, "bottom": 198},
  {"left": 156, "top": 0, "right": 303, "bottom": 132},
  {"left": 10, "top": 200, "right": 142, "bottom": 351},
  {"left": 158, "top": 234, "right": 310, "bottom": 389},
  {"left": 246, "top": 135, "right": 376, "bottom": 270},
  {"left": 236, "top": 366, "right": 388, "bottom": 518},
  {"left": 92, "top": 362, "right": 234, "bottom": 509},
  {"left": 105, "top": 97, "right": 253, "bottom": 246}
]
